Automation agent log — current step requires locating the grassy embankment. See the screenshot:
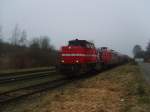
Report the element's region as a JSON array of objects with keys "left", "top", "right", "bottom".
[{"left": 122, "top": 63, "right": 150, "bottom": 112}]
